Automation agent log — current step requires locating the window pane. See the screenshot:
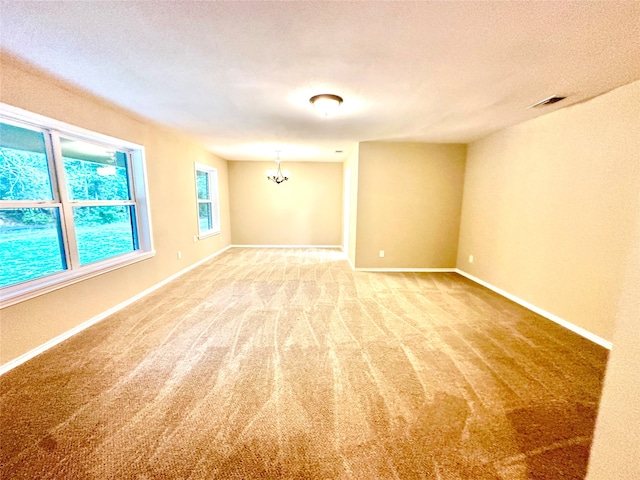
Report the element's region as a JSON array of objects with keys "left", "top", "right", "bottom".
[
  {"left": 198, "top": 202, "right": 212, "bottom": 232},
  {"left": 73, "top": 205, "right": 138, "bottom": 265},
  {"left": 60, "top": 137, "right": 130, "bottom": 201},
  {"left": 0, "top": 208, "right": 66, "bottom": 288},
  {"left": 0, "top": 122, "right": 53, "bottom": 201},
  {"left": 196, "top": 170, "right": 209, "bottom": 200}
]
